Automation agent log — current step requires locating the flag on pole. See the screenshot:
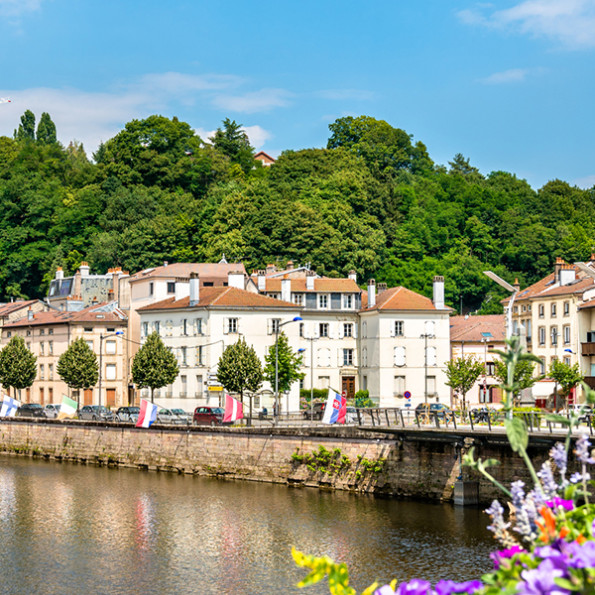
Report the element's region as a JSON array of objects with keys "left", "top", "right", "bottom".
[
  {"left": 223, "top": 394, "right": 243, "bottom": 423},
  {"left": 0, "top": 395, "right": 19, "bottom": 417},
  {"left": 136, "top": 399, "right": 158, "bottom": 428},
  {"left": 57, "top": 395, "right": 78, "bottom": 419},
  {"left": 321, "top": 388, "right": 346, "bottom": 424}
]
